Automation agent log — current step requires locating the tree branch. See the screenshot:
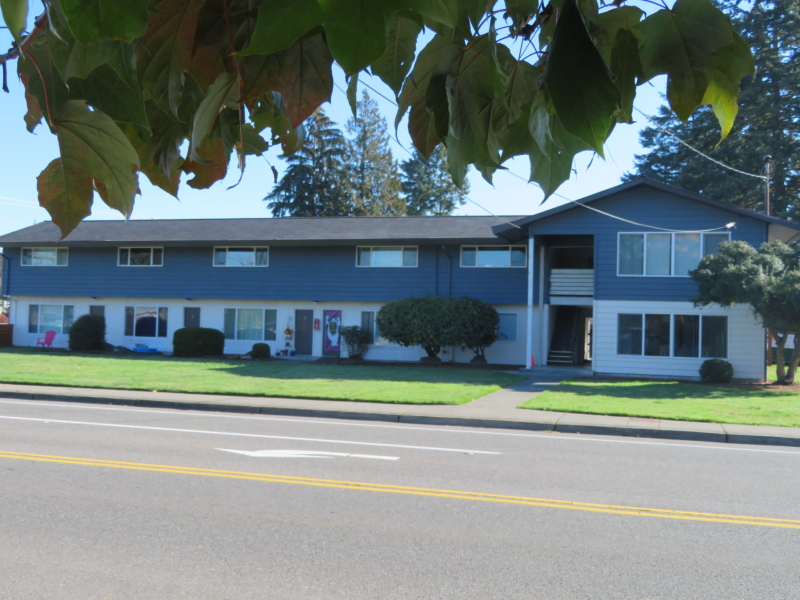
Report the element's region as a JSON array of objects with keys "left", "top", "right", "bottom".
[{"left": 0, "top": 11, "right": 49, "bottom": 92}]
